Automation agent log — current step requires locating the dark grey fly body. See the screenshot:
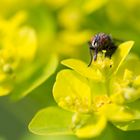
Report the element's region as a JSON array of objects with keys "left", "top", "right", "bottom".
[{"left": 87, "top": 33, "right": 122, "bottom": 66}]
